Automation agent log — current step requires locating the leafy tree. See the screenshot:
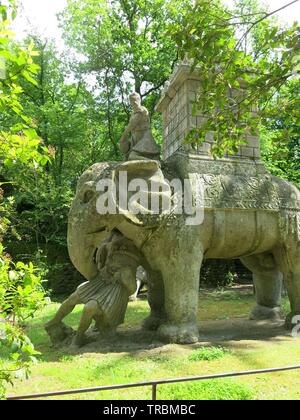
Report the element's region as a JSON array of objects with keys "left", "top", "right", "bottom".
[
  {"left": 231, "top": 0, "right": 300, "bottom": 186},
  {"left": 1, "top": 37, "right": 88, "bottom": 250},
  {"left": 1, "top": 0, "right": 193, "bottom": 256},
  {"left": 0, "top": 0, "right": 47, "bottom": 398},
  {"left": 170, "top": 0, "right": 300, "bottom": 157},
  {"left": 16, "top": 37, "right": 108, "bottom": 184},
  {"left": 261, "top": 79, "right": 300, "bottom": 187},
  {"left": 59, "top": 0, "right": 191, "bottom": 151}
]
